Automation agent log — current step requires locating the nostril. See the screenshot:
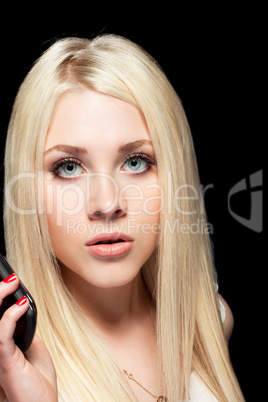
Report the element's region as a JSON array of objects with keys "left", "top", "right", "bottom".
[
  {"left": 88, "top": 208, "right": 126, "bottom": 221},
  {"left": 113, "top": 209, "right": 126, "bottom": 218},
  {"left": 93, "top": 211, "right": 103, "bottom": 216},
  {"left": 88, "top": 210, "right": 106, "bottom": 220}
]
